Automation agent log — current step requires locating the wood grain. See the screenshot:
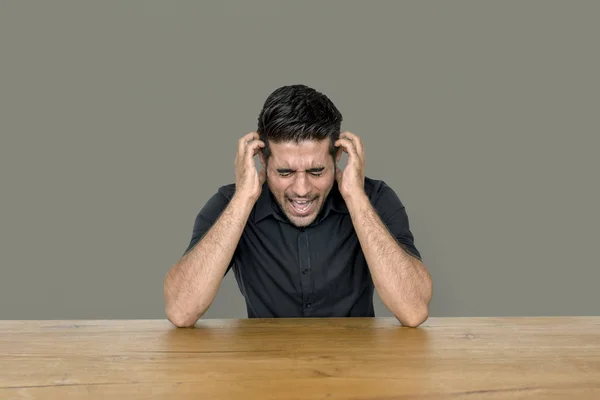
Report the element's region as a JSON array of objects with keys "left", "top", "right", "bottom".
[{"left": 1, "top": 317, "right": 599, "bottom": 399}]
